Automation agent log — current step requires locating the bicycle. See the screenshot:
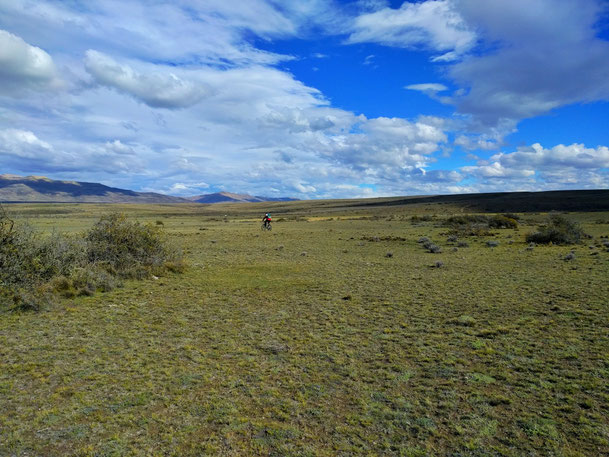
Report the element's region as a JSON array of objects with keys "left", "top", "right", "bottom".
[{"left": 261, "top": 221, "right": 272, "bottom": 231}]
